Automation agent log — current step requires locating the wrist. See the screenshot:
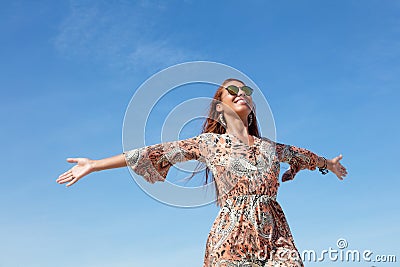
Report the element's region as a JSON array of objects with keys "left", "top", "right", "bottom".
[
  {"left": 317, "top": 156, "right": 329, "bottom": 175},
  {"left": 326, "top": 159, "right": 334, "bottom": 171},
  {"left": 317, "top": 156, "right": 326, "bottom": 168},
  {"left": 89, "top": 159, "right": 100, "bottom": 172}
]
